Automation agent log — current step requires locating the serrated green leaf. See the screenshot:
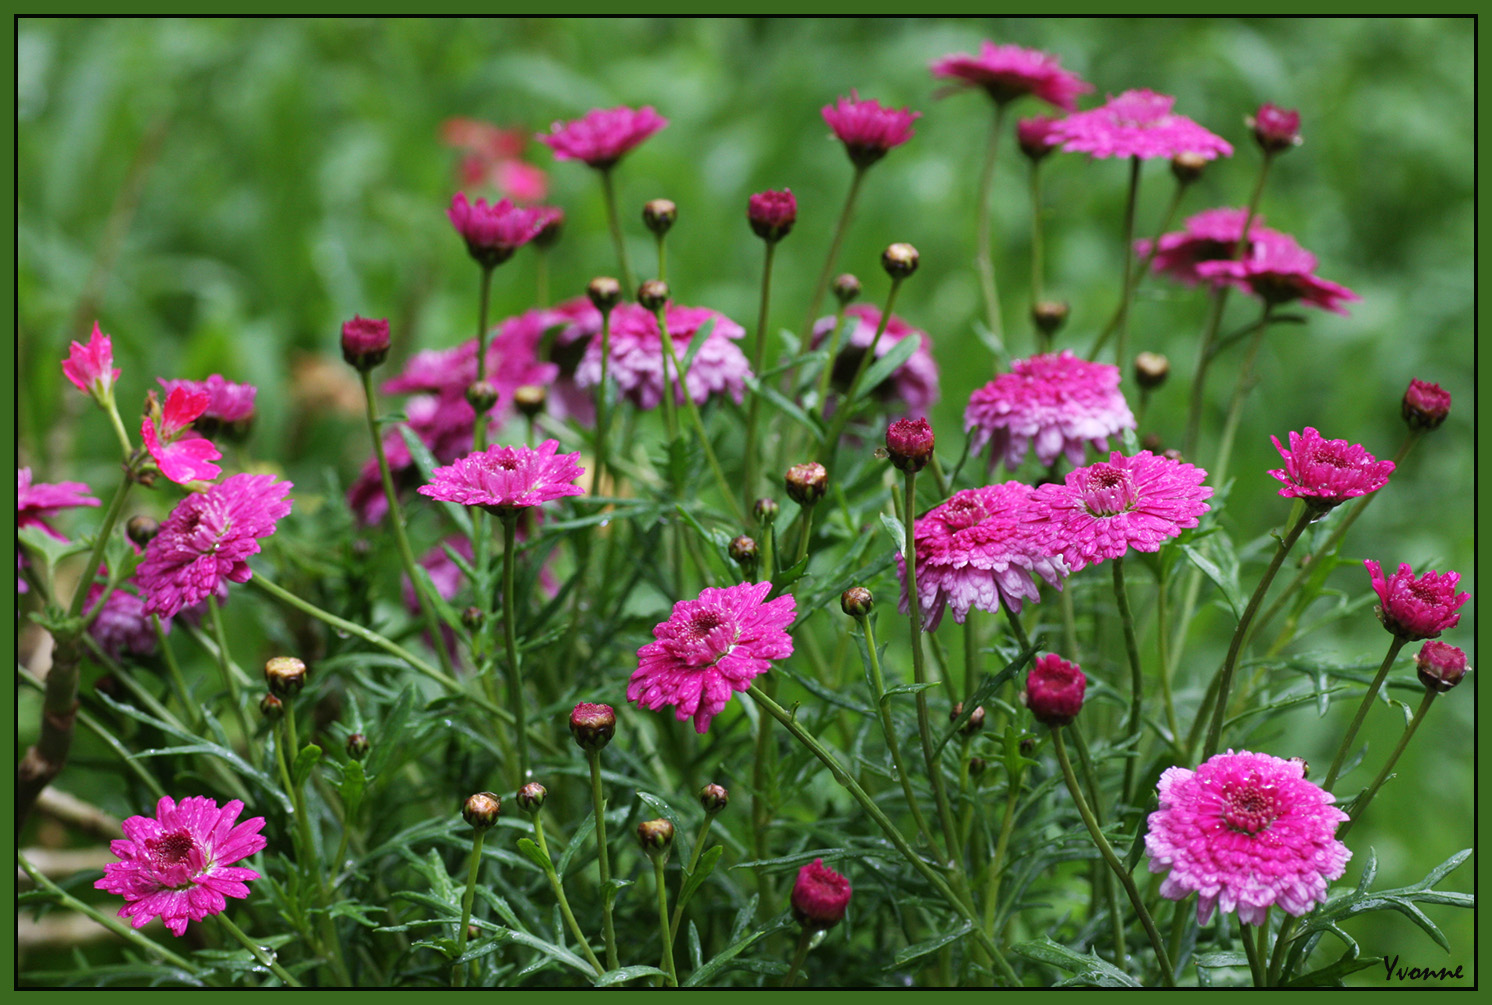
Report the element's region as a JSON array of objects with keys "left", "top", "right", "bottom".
[
  {"left": 853, "top": 333, "right": 918, "bottom": 404},
  {"left": 291, "top": 743, "right": 323, "bottom": 788},
  {"left": 684, "top": 918, "right": 794, "bottom": 986},
  {"left": 677, "top": 844, "right": 724, "bottom": 911},
  {"left": 1012, "top": 936, "right": 1142, "bottom": 987},
  {"left": 594, "top": 965, "right": 669, "bottom": 987},
  {"left": 770, "top": 553, "right": 809, "bottom": 594},
  {"left": 1284, "top": 945, "right": 1382, "bottom": 987},
  {"left": 1299, "top": 848, "right": 1473, "bottom": 955},
  {"left": 889, "top": 921, "right": 973, "bottom": 968},
  {"left": 1180, "top": 541, "right": 1244, "bottom": 619}
]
